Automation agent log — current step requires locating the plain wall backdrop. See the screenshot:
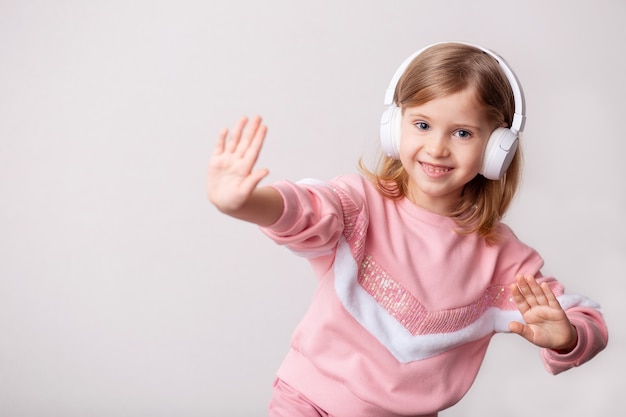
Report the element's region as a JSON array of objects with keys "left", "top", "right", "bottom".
[{"left": 1, "top": 0, "right": 623, "bottom": 416}]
